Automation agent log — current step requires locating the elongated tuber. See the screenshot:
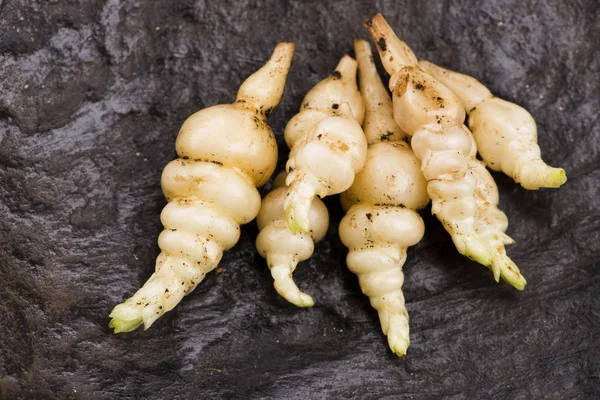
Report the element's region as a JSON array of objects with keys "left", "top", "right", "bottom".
[
  {"left": 465, "top": 130, "right": 526, "bottom": 289},
  {"left": 338, "top": 40, "right": 429, "bottom": 356},
  {"left": 363, "top": 14, "right": 494, "bottom": 269},
  {"left": 419, "top": 60, "right": 567, "bottom": 190},
  {"left": 284, "top": 55, "right": 367, "bottom": 234},
  {"left": 109, "top": 42, "right": 295, "bottom": 333},
  {"left": 256, "top": 172, "right": 329, "bottom": 307}
]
